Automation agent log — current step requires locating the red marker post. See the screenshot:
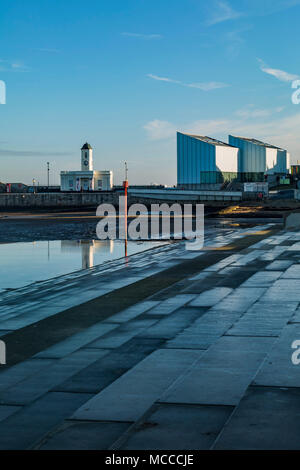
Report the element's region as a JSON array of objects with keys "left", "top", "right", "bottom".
[{"left": 123, "top": 178, "right": 129, "bottom": 258}]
